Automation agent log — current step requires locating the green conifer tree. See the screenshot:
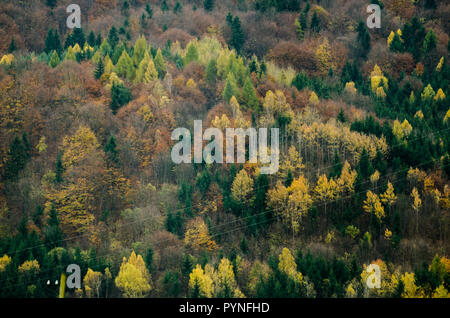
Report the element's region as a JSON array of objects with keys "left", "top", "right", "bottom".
[
  {"left": 94, "top": 58, "right": 104, "bottom": 79},
  {"left": 154, "top": 48, "right": 166, "bottom": 78},
  {"left": 48, "top": 50, "right": 61, "bottom": 68}
]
